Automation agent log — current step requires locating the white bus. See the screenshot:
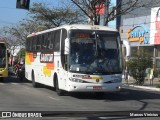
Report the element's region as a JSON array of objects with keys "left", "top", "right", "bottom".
[{"left": 25, "top": 24, "right": 123, "bottom": 96}]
